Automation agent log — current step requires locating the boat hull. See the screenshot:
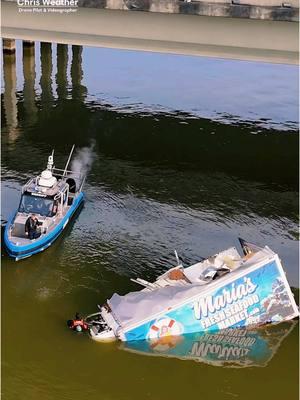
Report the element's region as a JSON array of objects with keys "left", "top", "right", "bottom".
[
  {"left": 89, "top": 328, "right": 116, "bottom": 342},
  {"left": 4, "top": 192, "right": 84, "bottom": 260}
]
